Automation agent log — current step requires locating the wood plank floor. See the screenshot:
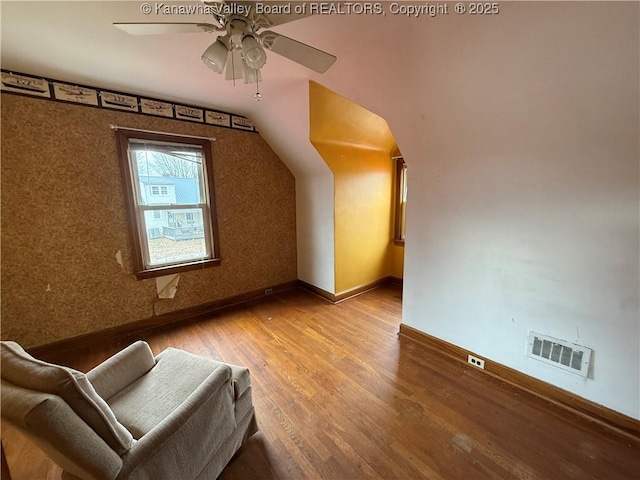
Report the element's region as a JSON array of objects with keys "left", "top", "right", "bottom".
[{"left": 2, "top": 286, "right": 639, "bottom": 479}]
